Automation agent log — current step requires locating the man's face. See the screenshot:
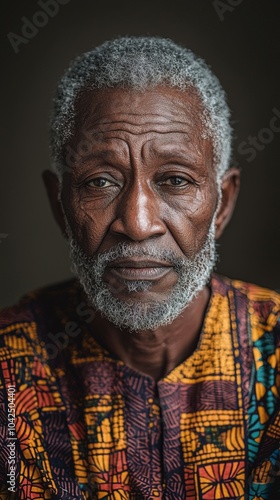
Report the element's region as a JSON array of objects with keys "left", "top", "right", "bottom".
[{"left": 60, "top": 86, "right": 220, "bottom": 331}]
